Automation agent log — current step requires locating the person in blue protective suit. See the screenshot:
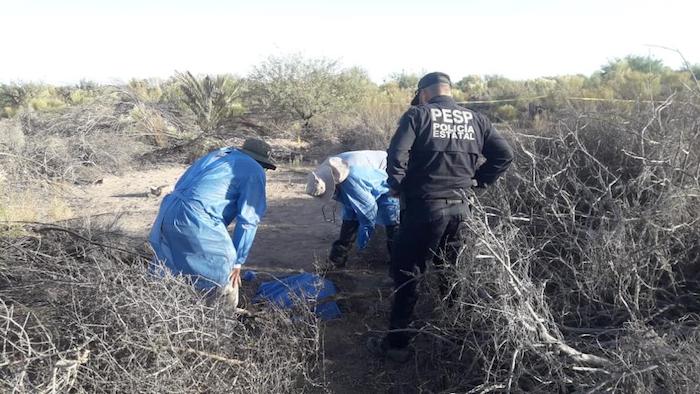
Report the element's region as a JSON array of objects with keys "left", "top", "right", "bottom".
[
  {"left": 148, "top": 138, "right": 276, "bottom": 306},
  {"left": 305, "top": 151, "right": 399, "bottom": 268}
]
